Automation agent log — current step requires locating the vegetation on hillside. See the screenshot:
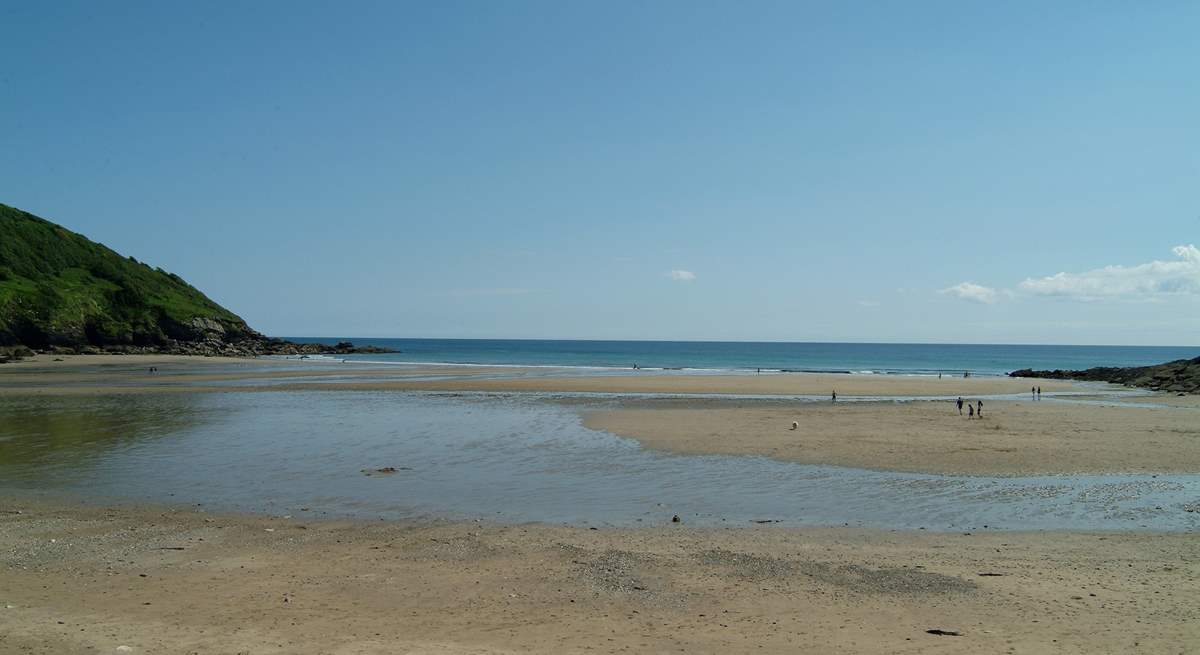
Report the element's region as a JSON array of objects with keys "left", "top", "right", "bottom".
[{"left": 0, "top": 203, "right": 255, "bottom": 348}]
